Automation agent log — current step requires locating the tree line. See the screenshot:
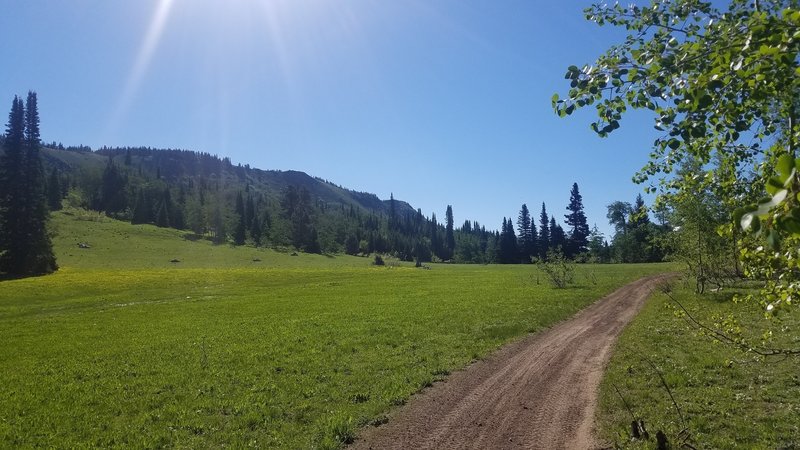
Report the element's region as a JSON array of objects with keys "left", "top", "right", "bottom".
[{"left": 1, "top": 93, "right": 672, "bottom": 274}]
